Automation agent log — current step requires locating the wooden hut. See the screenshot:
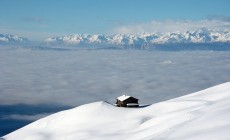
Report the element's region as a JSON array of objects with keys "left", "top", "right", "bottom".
[{"left": 116, "top": 95, "right": 139, "bottom": 107}]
